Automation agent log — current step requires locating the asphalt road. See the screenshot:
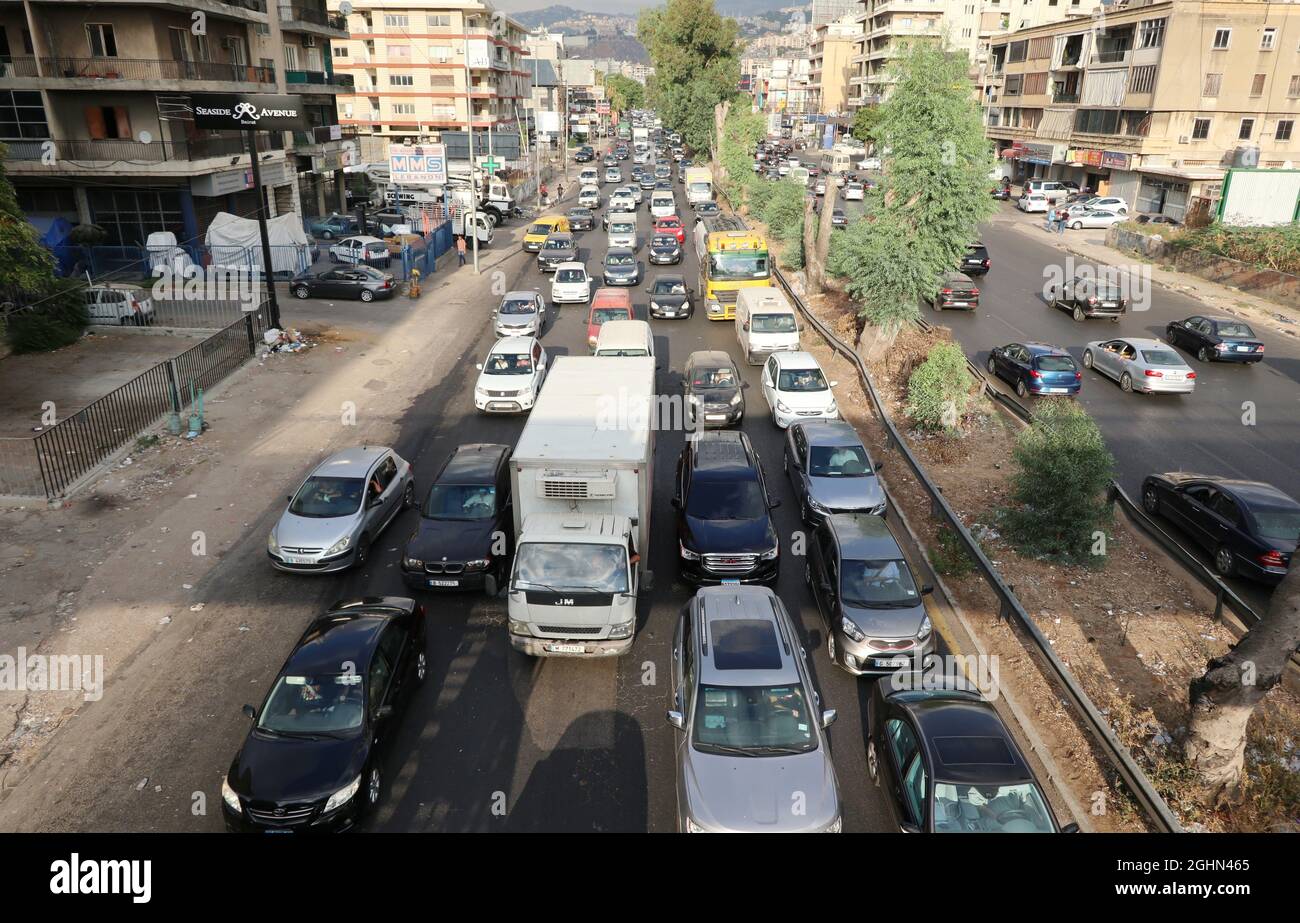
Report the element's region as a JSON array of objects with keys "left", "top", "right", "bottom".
[
  {"left": 816, "top": 159, "right": 1300, "bottom": 611},
  {"left": 268, "top": 154, "right": 902, "bottom": 832}
]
